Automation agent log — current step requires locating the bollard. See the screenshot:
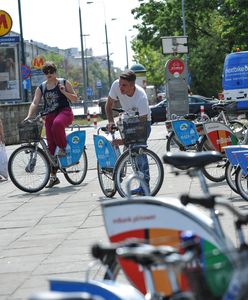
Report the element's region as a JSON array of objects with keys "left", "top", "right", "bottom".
[
  {"left": 93, "top": 112, "right": 97, "bottom": 128},
  {"left": 200, "top": 105, "right": 205, "bottom": 117},
  {"left": 87, "top": 111, "right": 91, "bottom": 126}
]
